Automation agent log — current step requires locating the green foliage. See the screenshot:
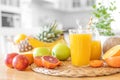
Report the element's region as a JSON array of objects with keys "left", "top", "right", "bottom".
[
  {"left": 37, "top": 21, "right": 63, "bottom": 42},
  {"left": 92, "top": 1, "right": 116, "bottom": 36}
]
